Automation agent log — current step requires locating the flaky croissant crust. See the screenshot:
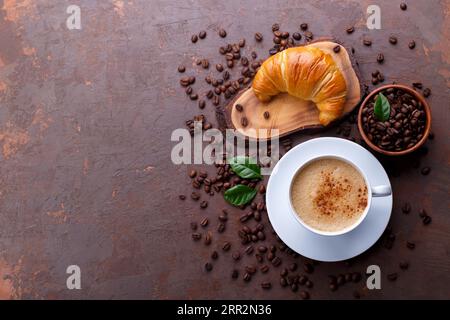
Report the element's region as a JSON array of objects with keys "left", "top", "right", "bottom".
[{"left": 252, "top": 46, "right": 347, "bottom": 125}]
